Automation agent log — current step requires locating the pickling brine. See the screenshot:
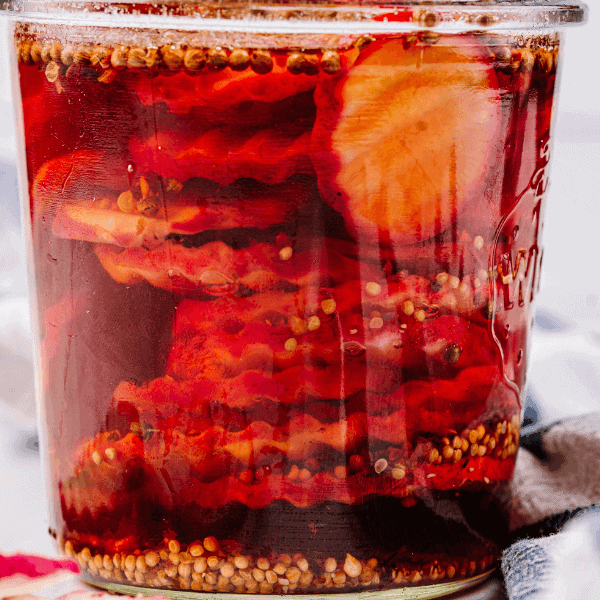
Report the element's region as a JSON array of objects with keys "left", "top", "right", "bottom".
[{"left": 6, "top": 2, "right": 584, "bottom": 596}]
